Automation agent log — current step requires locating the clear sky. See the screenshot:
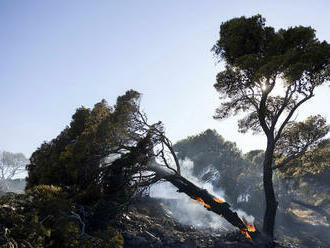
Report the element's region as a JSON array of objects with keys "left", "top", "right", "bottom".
[{"left": 1, "top": 0, "right": 330, "bottom": 158}]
